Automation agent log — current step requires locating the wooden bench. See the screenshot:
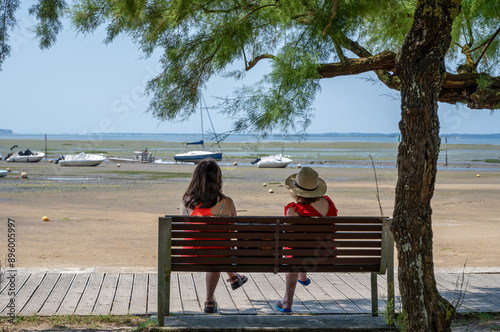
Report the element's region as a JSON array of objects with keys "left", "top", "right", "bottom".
[{"left": 158, "top": 216, "right": 394, "bottom": 325}]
